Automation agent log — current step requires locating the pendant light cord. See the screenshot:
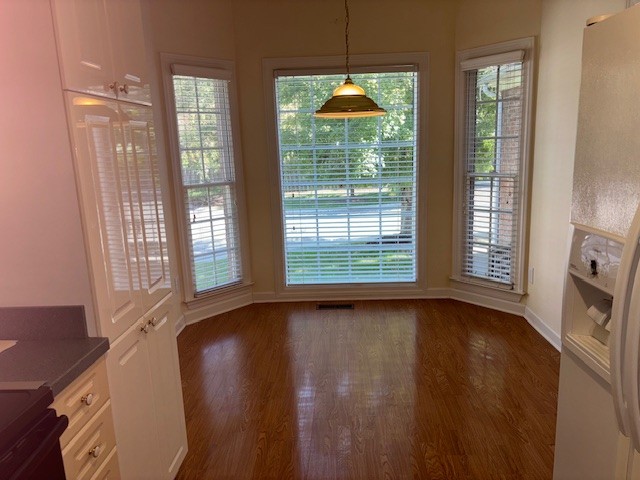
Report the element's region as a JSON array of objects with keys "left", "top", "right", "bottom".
[{"left": 345, "top": 0, "right": 351, "bottom": 79}]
